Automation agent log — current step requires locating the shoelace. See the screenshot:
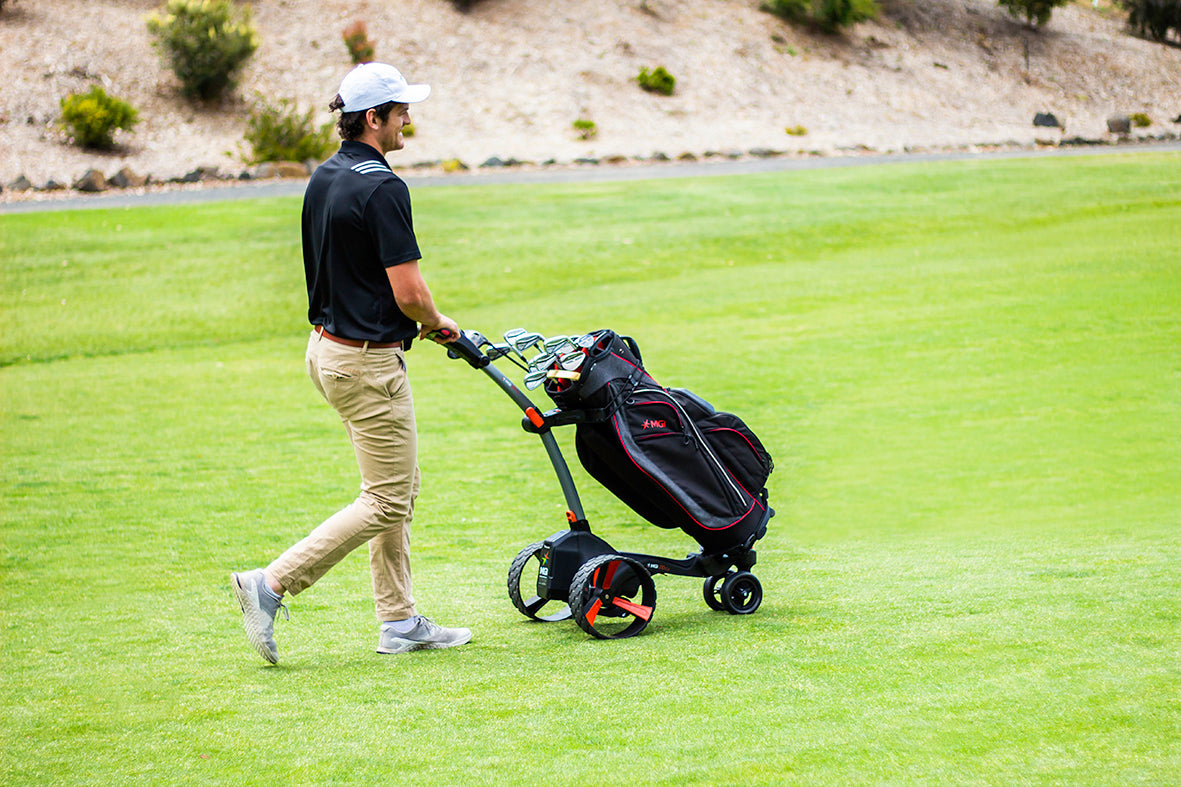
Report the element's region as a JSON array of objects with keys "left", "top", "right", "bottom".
[
  {"left": 384, "top": 615, "right": 432, "bottom": 636},
  {"left": 262, "top": 589, "right": 290, "bottom": 622}
]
